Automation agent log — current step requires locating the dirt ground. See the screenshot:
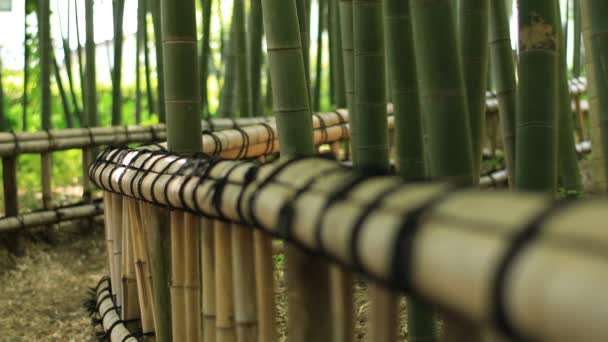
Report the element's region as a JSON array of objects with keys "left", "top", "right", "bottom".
[{"left": 0, "top": 226, "right": 106, "bottom": 342}]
